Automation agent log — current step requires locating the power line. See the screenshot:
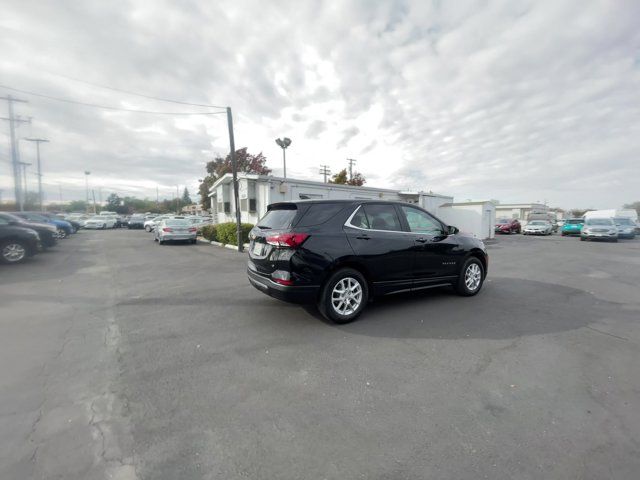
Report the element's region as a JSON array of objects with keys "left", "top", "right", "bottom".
[
  {"left": 0, "top": 85, "right": 227, "bottom": 115},
  {"left": 44, "top": 72, "right": 228, "bottom": 109}
]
